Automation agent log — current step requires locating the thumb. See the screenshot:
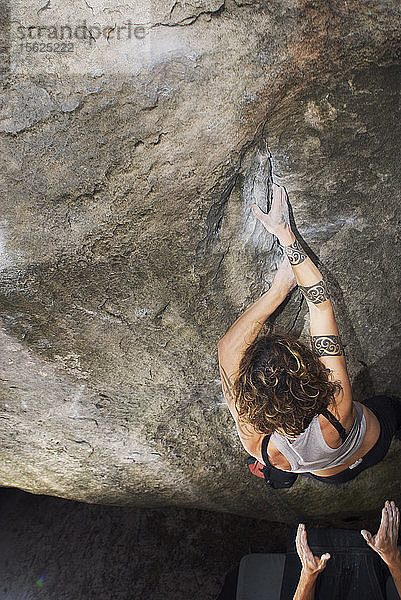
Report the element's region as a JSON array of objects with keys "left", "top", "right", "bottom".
[
  {"left": 318, "top": 553, "right": 330, "bottom": 570},
  {"left": 250, "top": 203, "right": 265, "bottom": 218},
  {"left": 361, "top": 530, "right": 373, "bottom": 546}
]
